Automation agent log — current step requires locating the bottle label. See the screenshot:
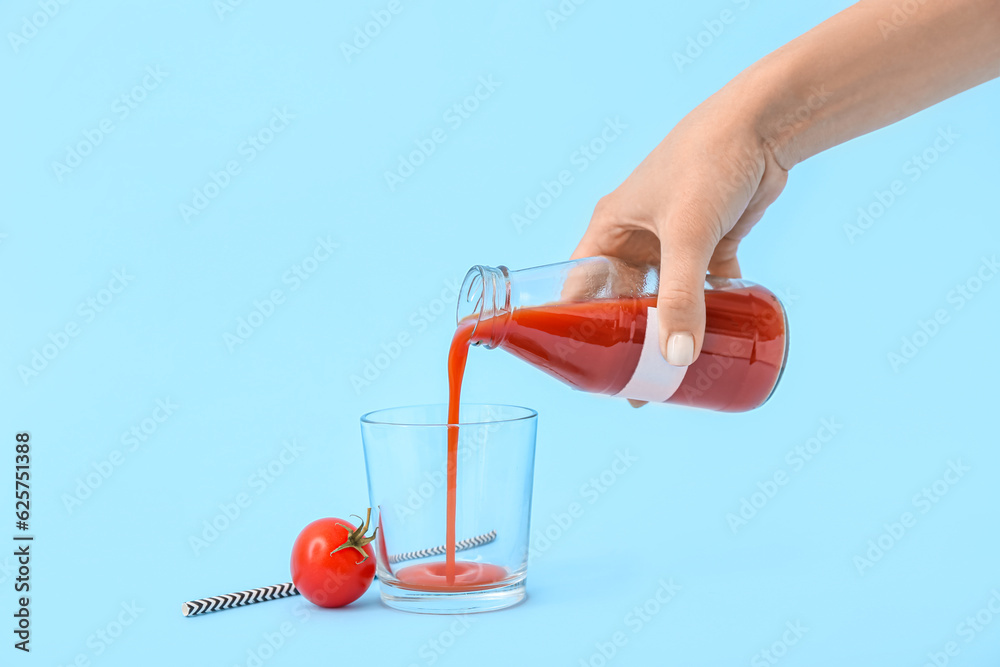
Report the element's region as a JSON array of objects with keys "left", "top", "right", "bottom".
[{"left": 613, "top": 307, "right": 687, "bottom": 403}]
